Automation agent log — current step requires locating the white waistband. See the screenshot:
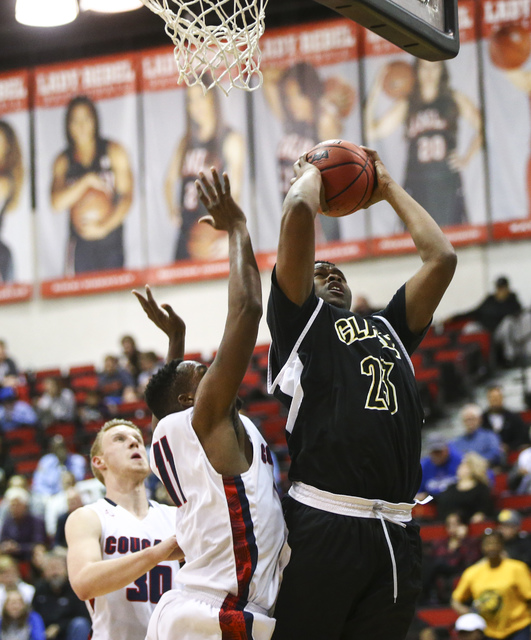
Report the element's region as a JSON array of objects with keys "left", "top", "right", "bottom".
[
  {"left": 288, "top": 482, "right": 426, "bottom": 604},
  {"left": 179, "top": 586, "right": 269, "bottom": 617},
  {"left": 288, "top": 482, "right": 415, "bottom": 526}
]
